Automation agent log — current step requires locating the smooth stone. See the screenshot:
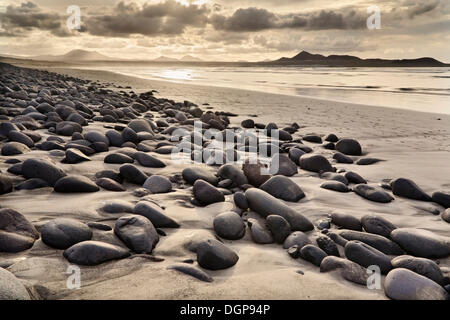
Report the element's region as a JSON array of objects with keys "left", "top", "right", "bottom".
[
  {"left": 193, "top": 180, "right": 225, "bottom": 206},
  {"left": 134, "top": 152, "right": 166, "bottom": 168},
  {"left": 442, "top": 209, "right": 450, "bottom": 223},
  {"left": 247, "top": 218, "right": 273, "bottom": 244},
  {"left": 331, "top": 212, "right": 362, "bottom": 231},
  {"left": 356, "top": 158, "right": 383, "bottom": 165},
  {"left": 316, "top": 236, "right": 340, "bottom": 256},
  {"left": 22, "top": 158, "right": 66, "bottom": 186},
  {"left": 266, "top": 215, "right": 291, "bottom": 244},
  {"left": 345, "top": 241, "right": 392, "bottom": 274},
  {"left": 339, "top": 230, "right": 404, "bottom": 255},
  {"left": 54, "top": 175, "right": 99, "bottom": 193},
  {"left": 96, "top": 178, "right": 125, "bottom": 192},
  {"left": 8, "top": 130, "right": 34, "bottom": 147},
  {"left": 241, "top": 119, "right": 255, "bottom": 128},
  {"left": 288, "top": 148, "right": 305, "bottom": 165},
  {"left": 299, "top": 154, "right": 333, "bottom": 173},
  {"left": 128, "top": 119, "right": 154, "bottom": 133},
  {"left": 335, "top": 139, "right": 362, "bottom": 156},
  {"left": 102, "top": 200, "right": 134, "bottom": 213},
  {"left": 344, "top": 171, "right": 367, "bottom": 184},
  {"left": 1, "top": 141, "right": 30, "bottom": 156},
  {"left": 15, "top": 178, "right": 50, "bottom": 190},
  {"left": 321, "top": 181, "right": 350, "bottom": 193},
  {"left": 233, "top": 192, "right": 249, "bottom": 210},
  {"left": 432, "top": 192, "right": 450, "bottom": 208},
  {"left": 6, "top": 163, "right": 22, "bottom": 175},
  {"left": 217, "top": 164, "right": 248, "bottom": 186},
  {"left": 0, "top": 174, "right": 13, "bottom": 194},
  {"left": 0, "top": 208, "right": 39, "bottom": 253},
  {"left": 245, "top": 188, "right": 314, "bottom": 231},
  {"left": 300, "top": 245, "right": 327, "bottom": 266},
  {"left": 391, "top": 255, "right": 446, "bottom": 285},
  {"left": 287, "top": 245, "right": 301, "bottom": 259},
  {"left": 361, "top": 215, "right": 397, "bottom": 238},
  {"left": 122, "top": 127, "right": 138, "bottom": 144},
  {"left": 391, "top": 178, "right": 432, "bottom": 201},
  {"left": 95, "top": 170, "right": 123, "bottom": 183},
  {"left": 143, "top": 175, "right": 172, "bottom": 194},
  {"left": 242, "top": 161, "right": 270, "bottom": 187},
  {"left": 63, "top": 241, "right": 131, "bottom": 266},
  {"left": 134, "top": 201, "right": 179, "bottom": 228},
  {"left": 104, "top": 153, "right": 134, "bottom": 164},
  {"left": 354, "top": 184, "right": 394, "bottom": 203},
  {"left": 196, "top": 239, "right": 239, "bottom": 270},
  {"left": 41, "top": 218, "right": 92, "bottom": 249},
  {"left": 320, "top": 256, "right": 369, "bottom": 285},
  {"left": 114, "top": 214, "right": 159, "bottom": 254},
  {"left": 213, "top": 211, "right": 246, "bottom": 240},
  {"left": 105, "top": 130, "right": 124, "bottom": 147},
  {"left": 167, "top": 264, "right": 213, "bottom": 282},
  {"left": 320, "top": 172, "right": 348, "bottom": 185},
  {"left": 260, "top": 176, "right": 305, "bottom": 202},
  {"left": 0, "top": 268, "right": 30, "bottom": 300},
  {"left": 328, "top": 232, "right": 349, "bottom": 247},
  {"left": 64, "top": 148, "right": 90, "bottom": 164},
  {"left": 390, "top": 228, "right": 450, "bottom": 258},
  {"left": 85, "top": 131, "right": 109, "bottom": 146},
  {"left": 384, "top": 268, "right": 449, "bottom": 300},
  {"left": 325, "top": 134, "right": 339, "bottom": 142},
  {"left": 269, "top": 154, "right": 298, "bottom": 176},
  {"left": 302, "top": 135, "right": 322, "bottom": 143},
  {"left": 283, "top": 231, "right": 312, "bottom": 249},
  {"left": 119, "top": 164, "right": 148, "bottom": 185},
  {"left": 182, "top": 167, "right": 218, "bottom": 185}
]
